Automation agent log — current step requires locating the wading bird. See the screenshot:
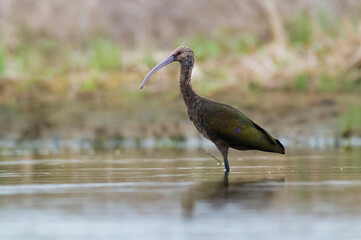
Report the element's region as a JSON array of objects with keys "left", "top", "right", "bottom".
[{"left": 140, "top": 46, "right": 284, "bottom": 172}]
